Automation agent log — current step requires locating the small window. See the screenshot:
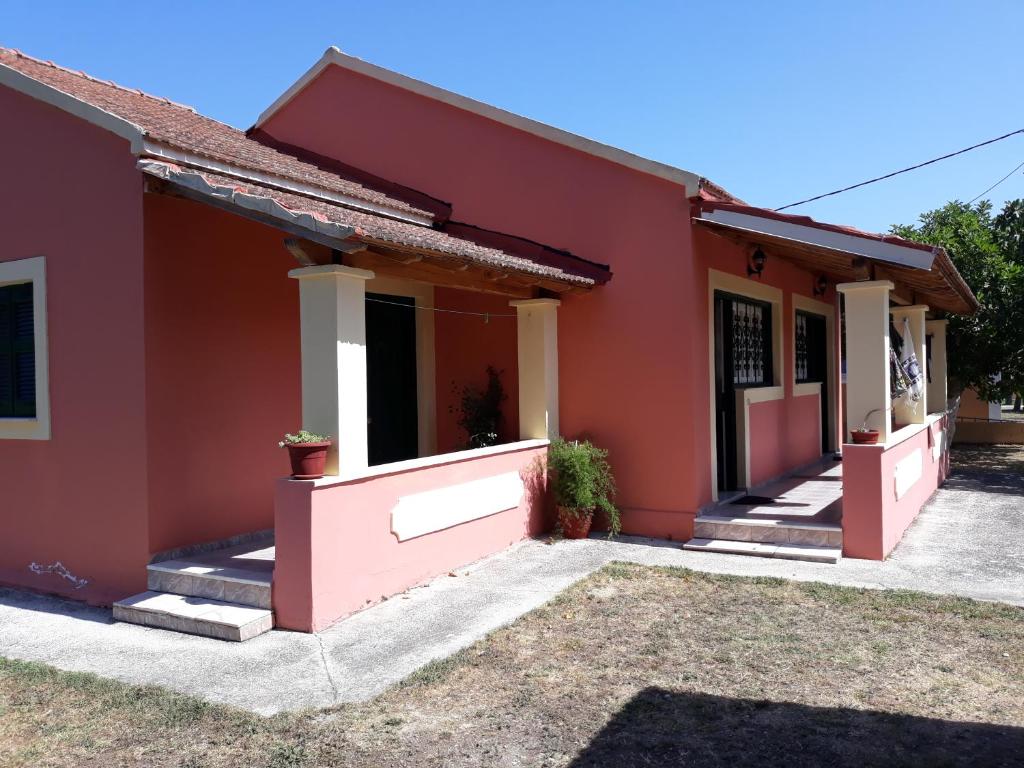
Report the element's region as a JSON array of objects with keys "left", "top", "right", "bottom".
[
  {"left": 0, "top": 282, "right": 35, "bottom": 417},
  {"left": 730, "top": 296, "right": 773, "bottom": 386},
  {"left": 795, "top": 310, "right": 827, "bottom": 384}
]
